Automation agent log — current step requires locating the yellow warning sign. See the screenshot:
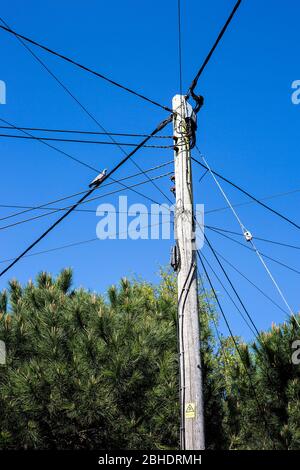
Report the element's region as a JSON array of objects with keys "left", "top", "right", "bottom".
[{"left": 185, "top": 402, "right": 196, "bottom": 419}]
